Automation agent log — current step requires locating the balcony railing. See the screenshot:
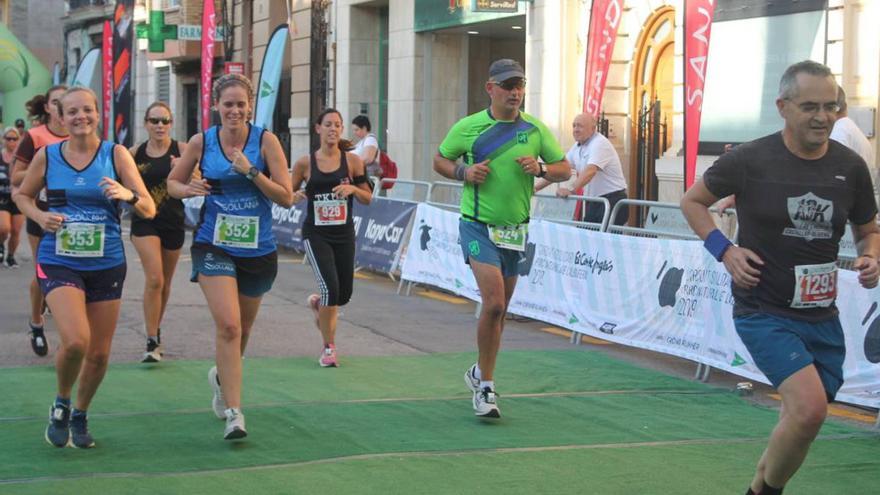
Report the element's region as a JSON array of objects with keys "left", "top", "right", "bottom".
[{"left": 67, "top": 0, "right": 106, "bottom": 10}]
